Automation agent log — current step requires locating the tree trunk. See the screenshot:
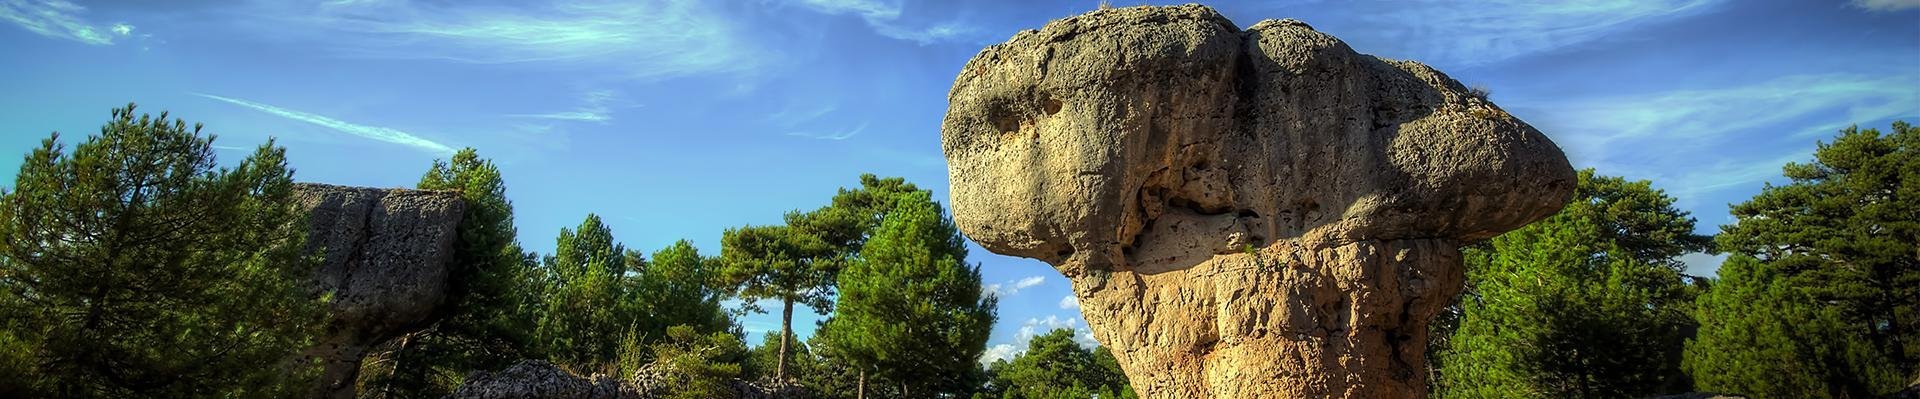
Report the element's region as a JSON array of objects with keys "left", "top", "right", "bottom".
[
  {"left": 380, "top": 333, "right": 416, "bottom": 399},
  {"left": 857, "top": 369, "right": 867, "bottom": 399},
  {"left": 777, "top": 297, "right": 794, "bottom": 383},
  {"left": 900, "top": 380, "right": 909, "bottom": 398}
]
